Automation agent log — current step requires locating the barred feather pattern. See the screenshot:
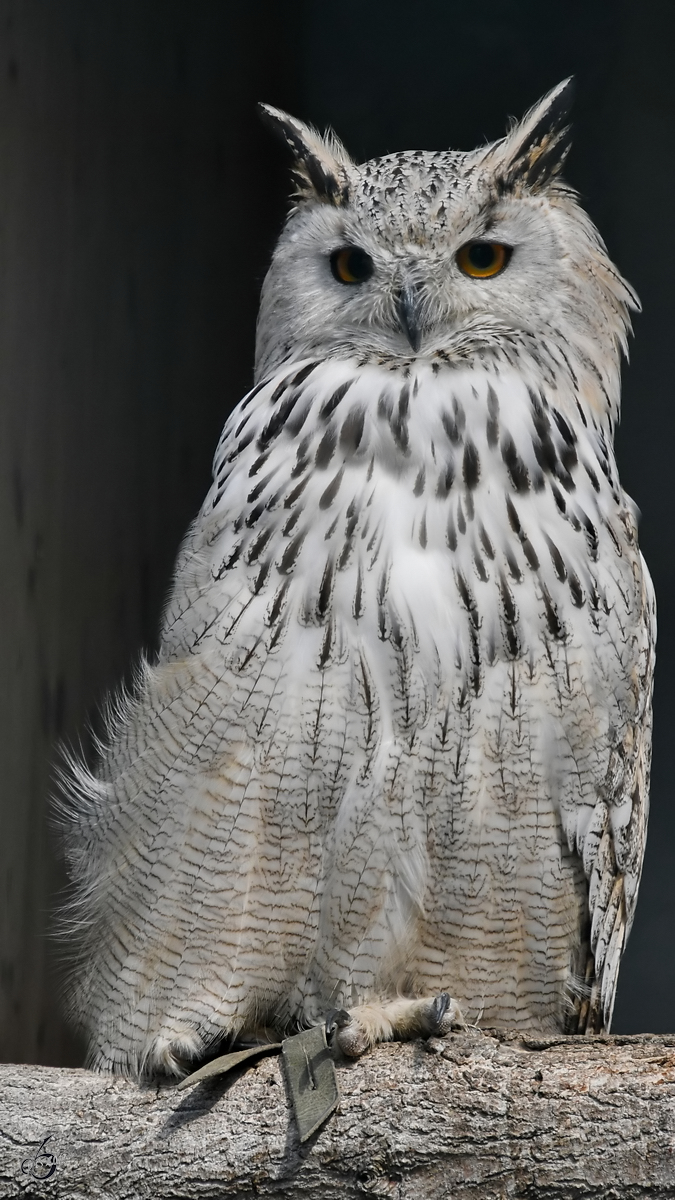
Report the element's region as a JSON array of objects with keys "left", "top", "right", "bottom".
[{"left": 62, "top": 340, "right": 654, "bottom": 1075}]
